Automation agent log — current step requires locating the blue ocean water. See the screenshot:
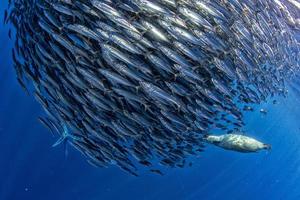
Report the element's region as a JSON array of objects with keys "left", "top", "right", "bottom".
[{"left": 1, "top": 3, "right": 300, "bottom": 200}]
